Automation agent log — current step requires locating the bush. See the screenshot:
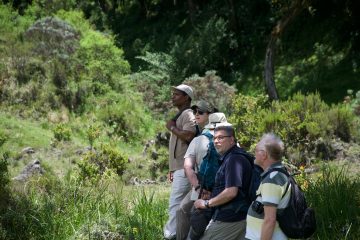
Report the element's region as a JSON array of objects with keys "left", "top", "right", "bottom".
[
  {"left": 77, "top": 144, "right": 128, "bottom": 183},
  {"left": 183, "top": 71, "right": 236, "bottom": 113},
  {"left": 95, "top": 90, "right": 154, "bottom": 141},
  {"left": 230, "top": 92, "right": 360, "bottom": 165},
  {"left": 53, "top": 123, "right": 72, "bottom": 141}
]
